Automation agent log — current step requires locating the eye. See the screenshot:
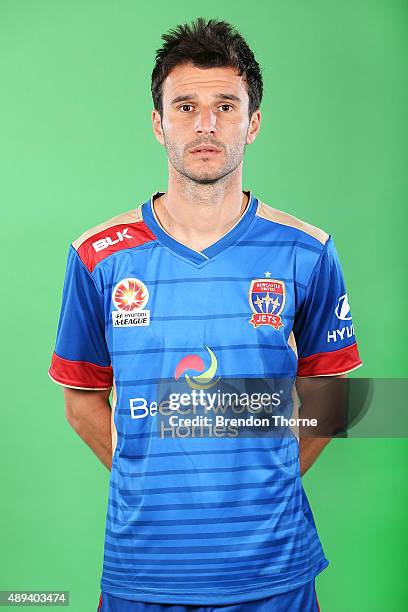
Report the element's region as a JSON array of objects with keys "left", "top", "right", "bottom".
[
  {"left": 179, "top": 104, "right": 194, "bottom": 112},
  {"left": 219, "top": 104, "right": 233, "bottom": 112}
]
